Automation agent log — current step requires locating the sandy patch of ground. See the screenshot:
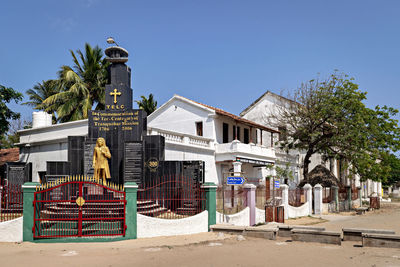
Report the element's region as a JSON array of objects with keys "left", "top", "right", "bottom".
[
  {"left": 284, "top": 216, "right": 329, "bottom": 226},
  {"left": 277, "top": 202, "right": 400, "bottom": 232}
]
